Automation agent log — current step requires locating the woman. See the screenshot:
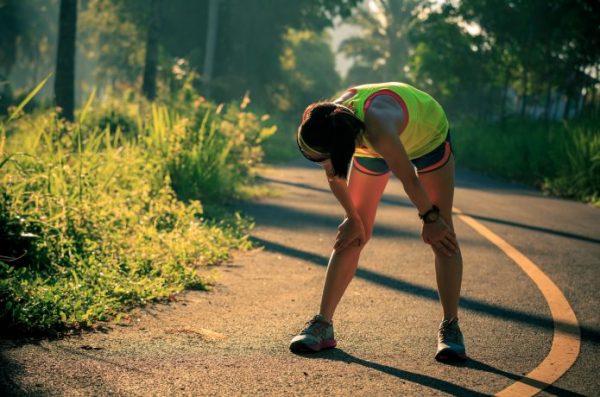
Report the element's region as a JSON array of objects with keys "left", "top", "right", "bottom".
[{"left": 289, "top": 82, "right": 466, "bottom": 362}]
